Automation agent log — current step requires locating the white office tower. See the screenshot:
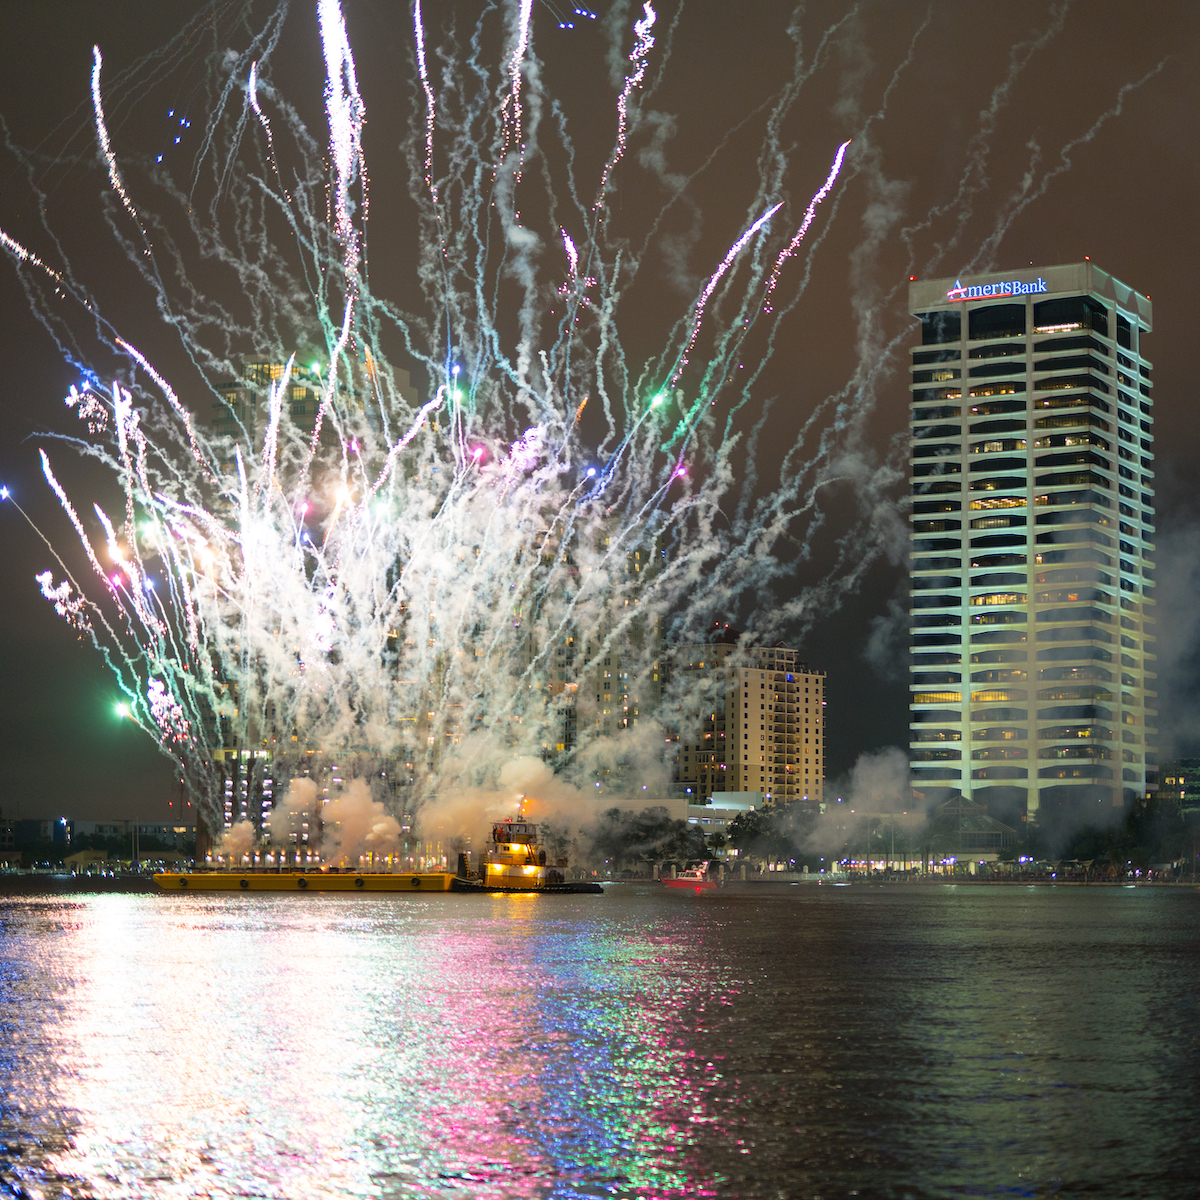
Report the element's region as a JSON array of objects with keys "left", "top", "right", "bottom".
[{"left": 907, "top": 263, "right": 1156, "bottom": 834}]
